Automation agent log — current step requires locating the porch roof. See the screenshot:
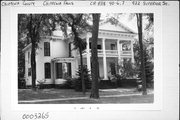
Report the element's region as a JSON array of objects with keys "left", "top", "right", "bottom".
[{"left": 51, "top": 57, "right": 75, "bottom": 62}]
